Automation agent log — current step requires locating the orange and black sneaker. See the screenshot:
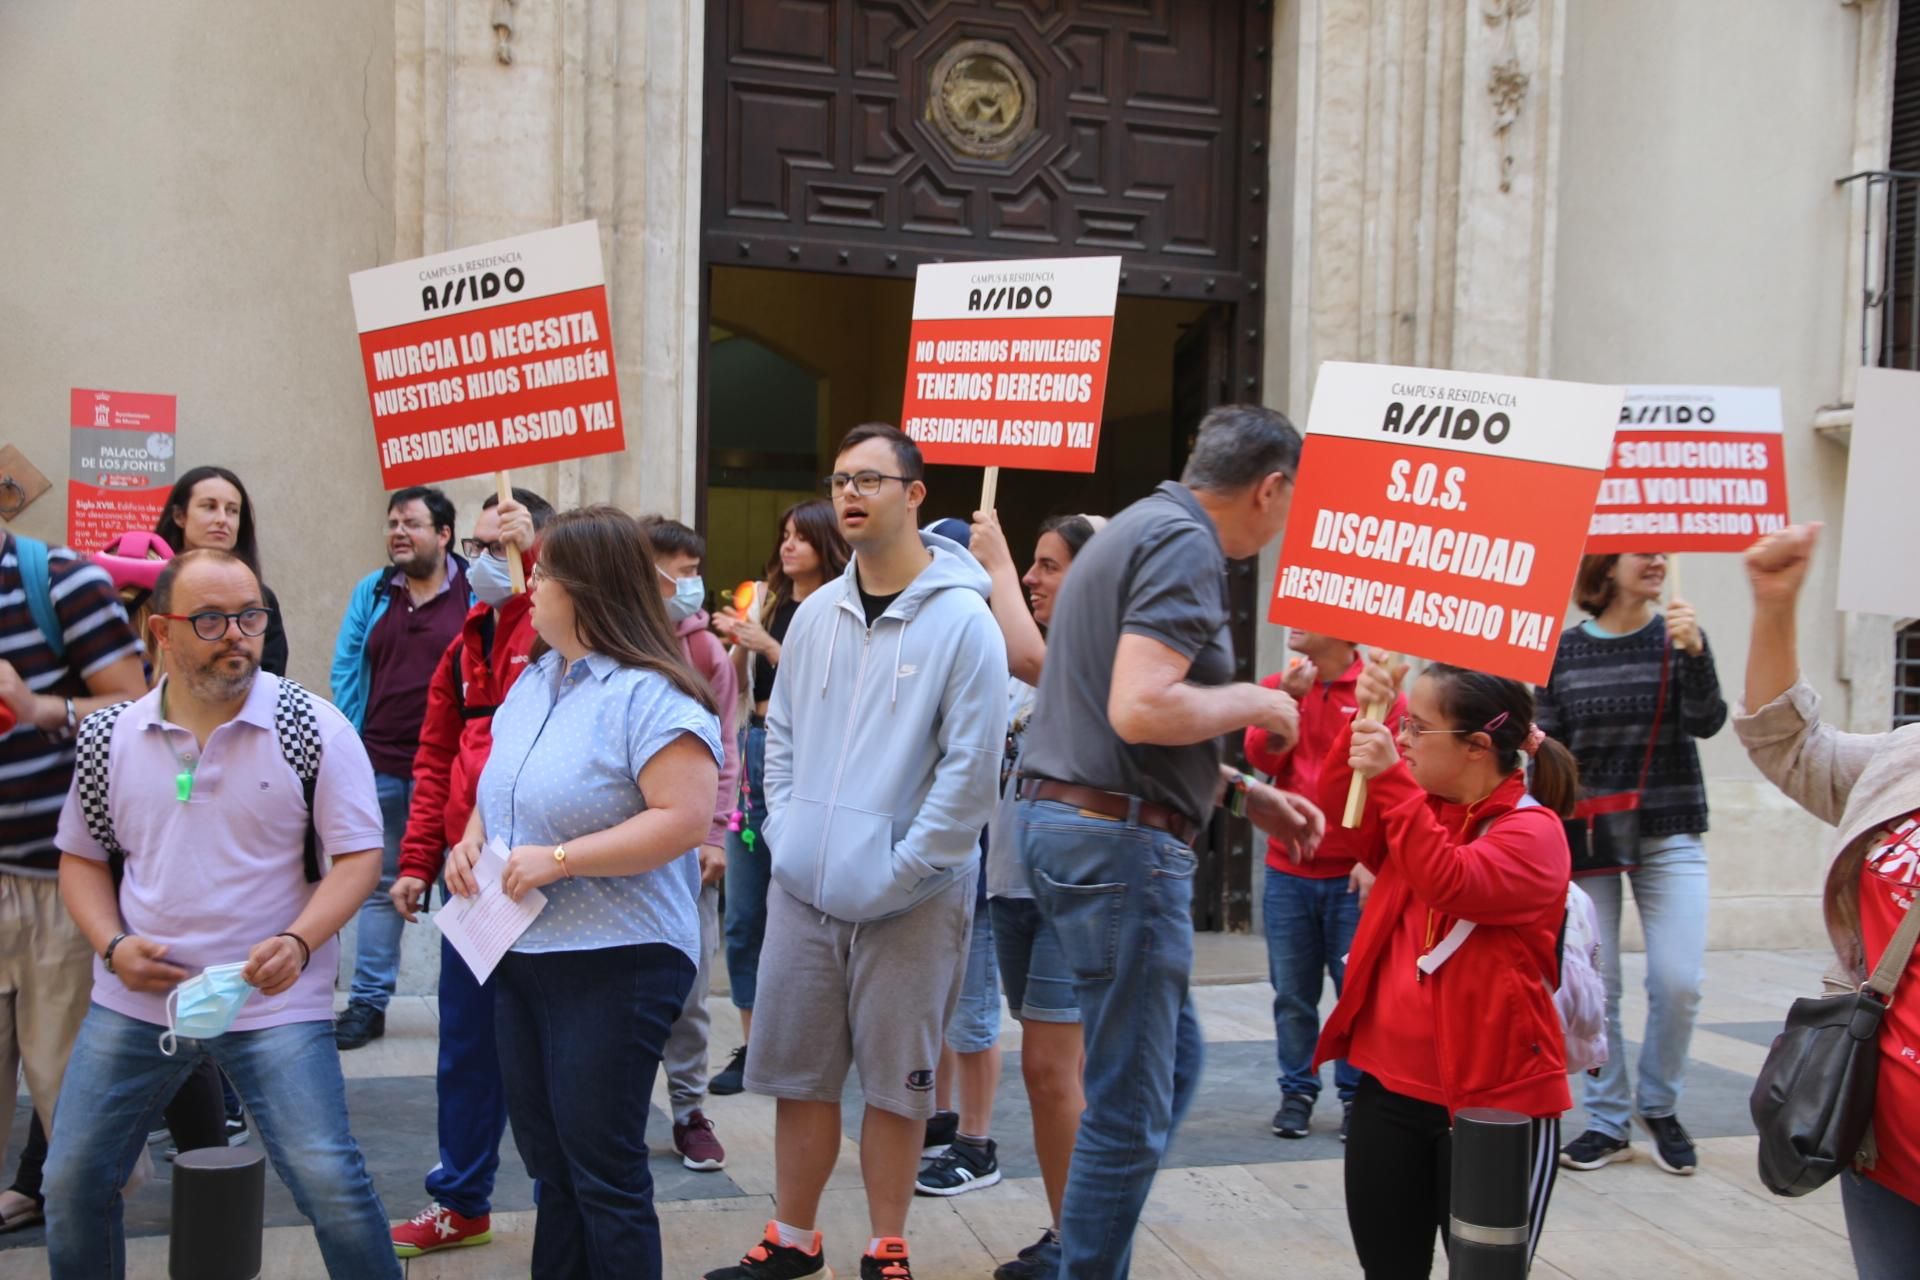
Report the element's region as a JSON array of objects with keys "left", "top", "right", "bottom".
[
  {"left": 859, "top": 1238, "right": 913, "bottom": 1280},
  {"left": 704, "top": 1221, "right": 831, "bottom": 1279}
]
